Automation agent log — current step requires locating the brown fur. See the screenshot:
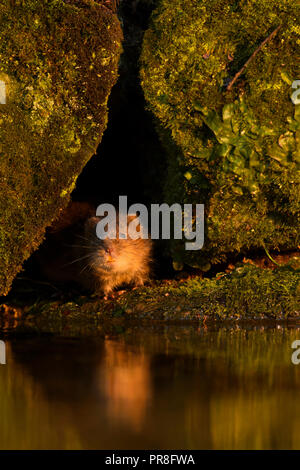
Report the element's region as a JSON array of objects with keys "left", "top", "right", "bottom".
[
  {"left": 77, "top": 215, "right": 152, "bottom": 294},
  {"left": 37, "top": 204, "right": 152, "bottom": 295}
]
